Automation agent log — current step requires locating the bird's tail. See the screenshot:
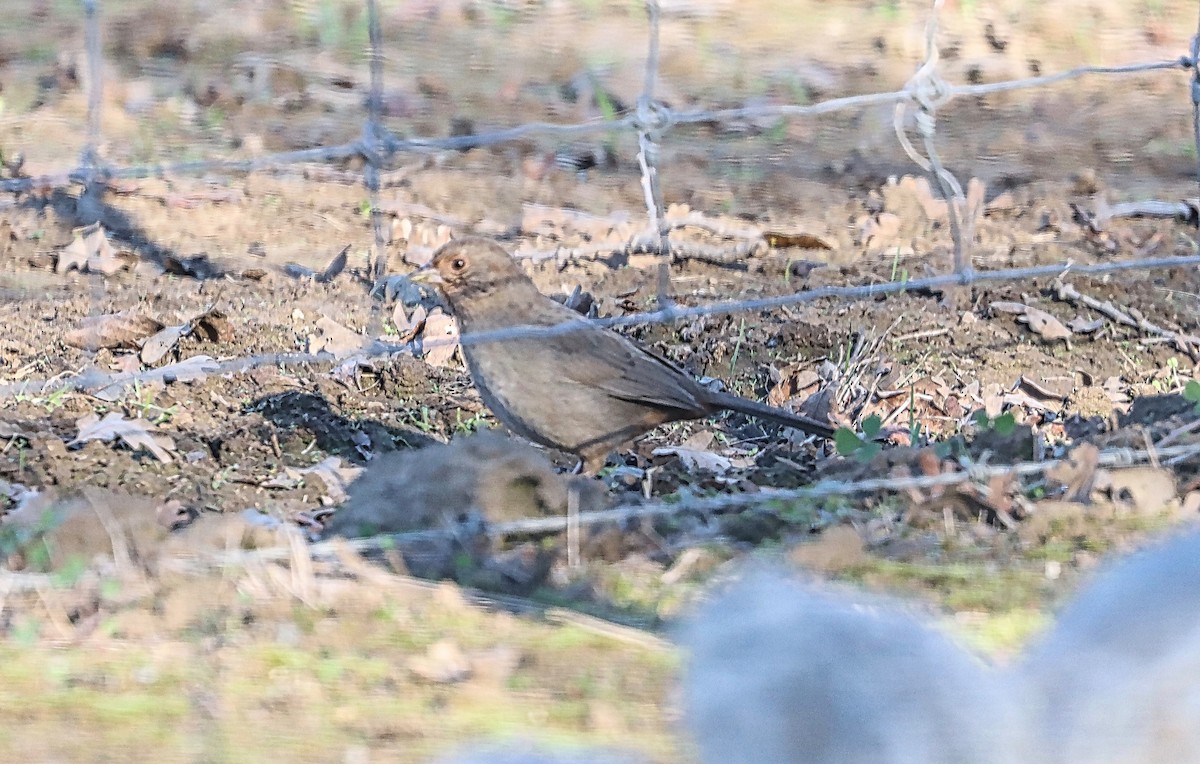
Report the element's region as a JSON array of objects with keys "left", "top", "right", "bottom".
[{"left": 704, "top": 390, "right": 837, "bottom": 440}]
